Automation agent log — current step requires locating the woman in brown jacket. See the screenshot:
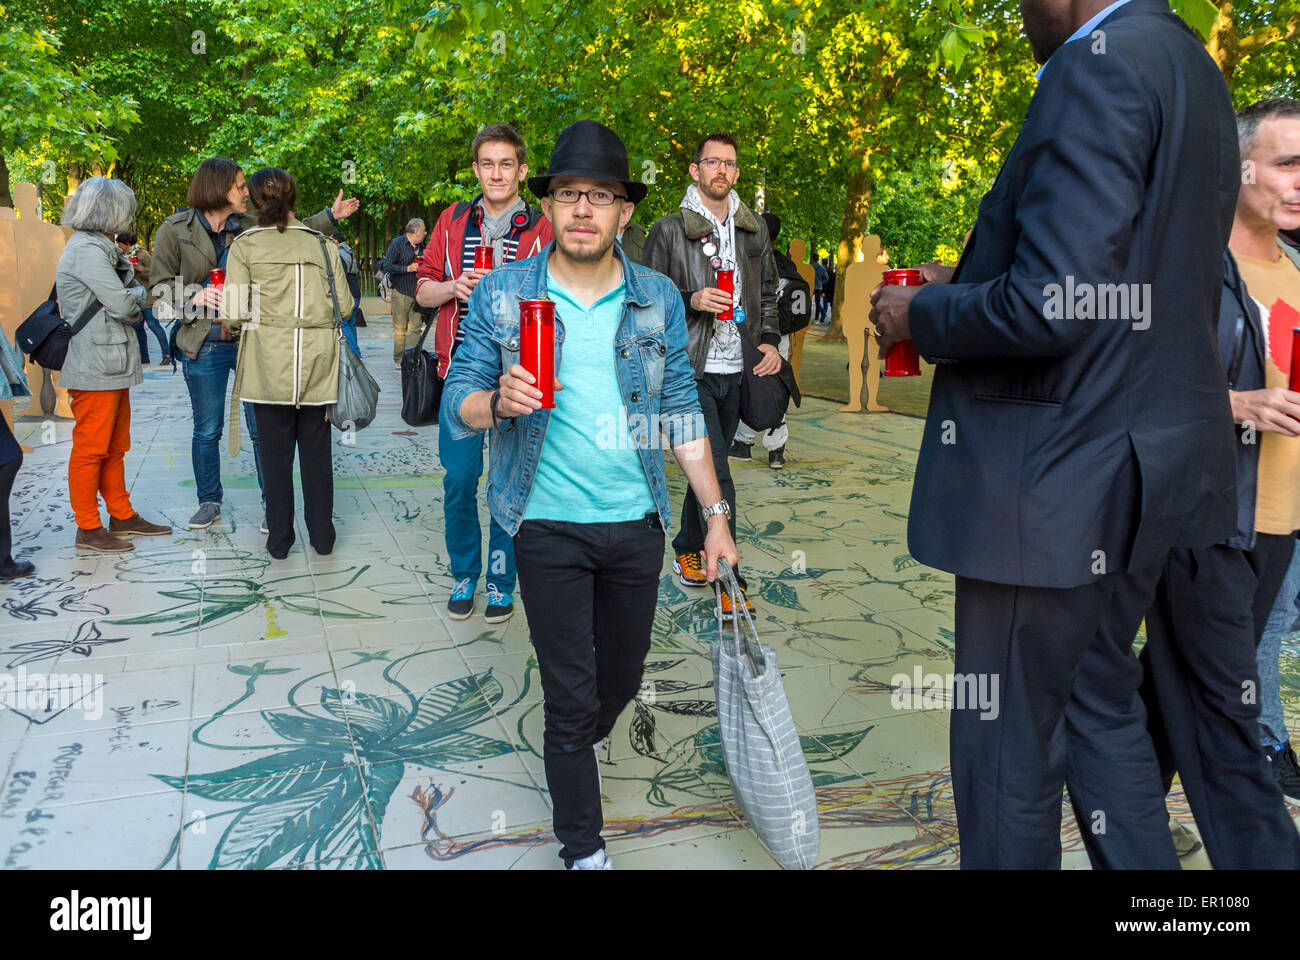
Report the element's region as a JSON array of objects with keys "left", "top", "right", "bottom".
[{"left": 220, "top": 168, "right": 354, "bottom": 560}]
